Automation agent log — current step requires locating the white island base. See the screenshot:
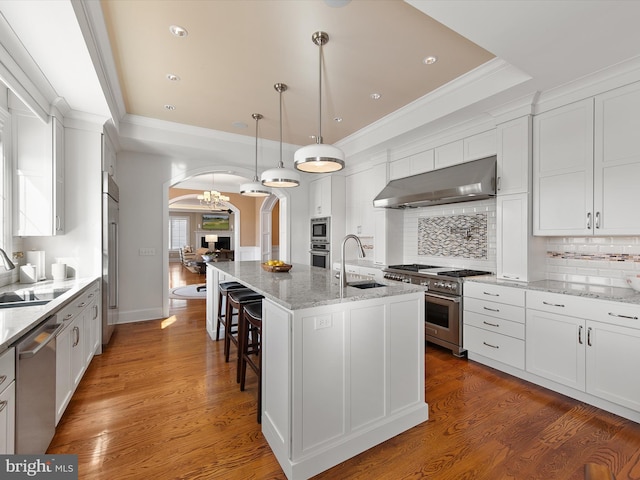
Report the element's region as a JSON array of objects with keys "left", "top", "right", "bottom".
[{"left": 261, "top": 293, "right": 428, "bottom": 479}]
